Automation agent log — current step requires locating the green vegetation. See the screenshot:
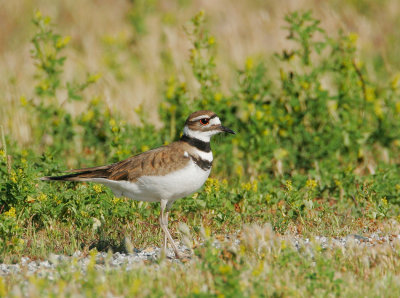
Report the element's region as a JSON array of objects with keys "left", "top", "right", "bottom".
[{"left": 1, "top": 4, "right": 400, "bottom": 297}]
